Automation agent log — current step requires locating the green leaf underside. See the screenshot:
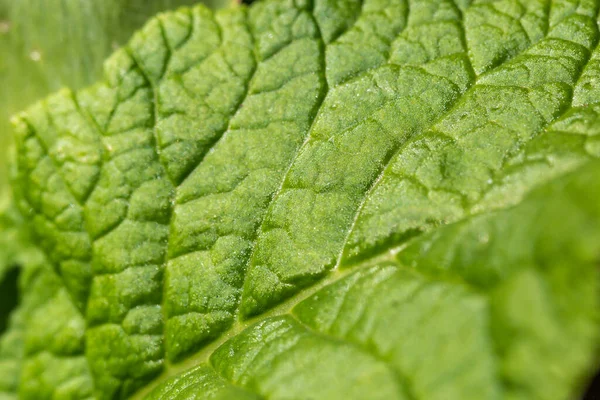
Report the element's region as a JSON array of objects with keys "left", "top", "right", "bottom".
[{"left": 6, "top": 0, "right": 600, "bottom": 398}]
